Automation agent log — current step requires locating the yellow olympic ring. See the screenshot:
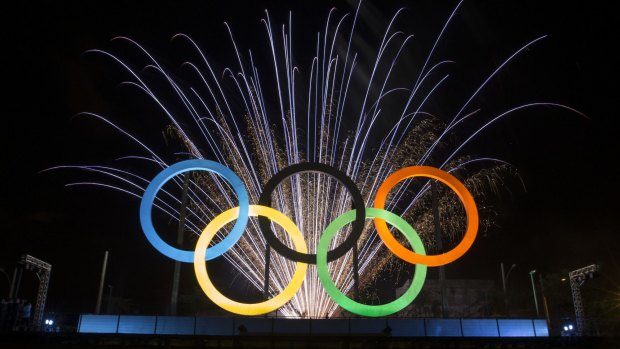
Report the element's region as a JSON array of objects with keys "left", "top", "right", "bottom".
[{"left": 193, "top": 205, "right": 308, "bottom": 316}]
